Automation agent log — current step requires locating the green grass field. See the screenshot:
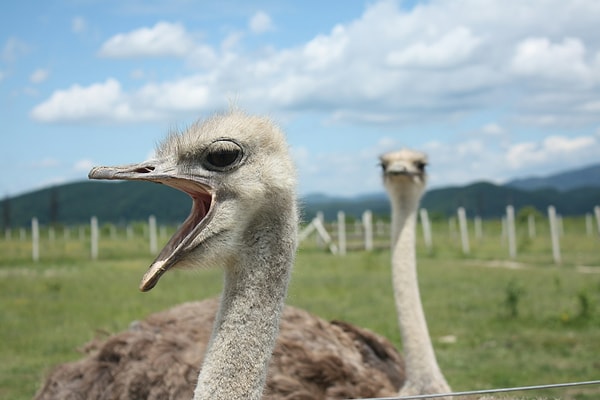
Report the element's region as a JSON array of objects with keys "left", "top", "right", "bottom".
[{"left": 1, "top": 217, "right": 599, "bottom": 399}]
